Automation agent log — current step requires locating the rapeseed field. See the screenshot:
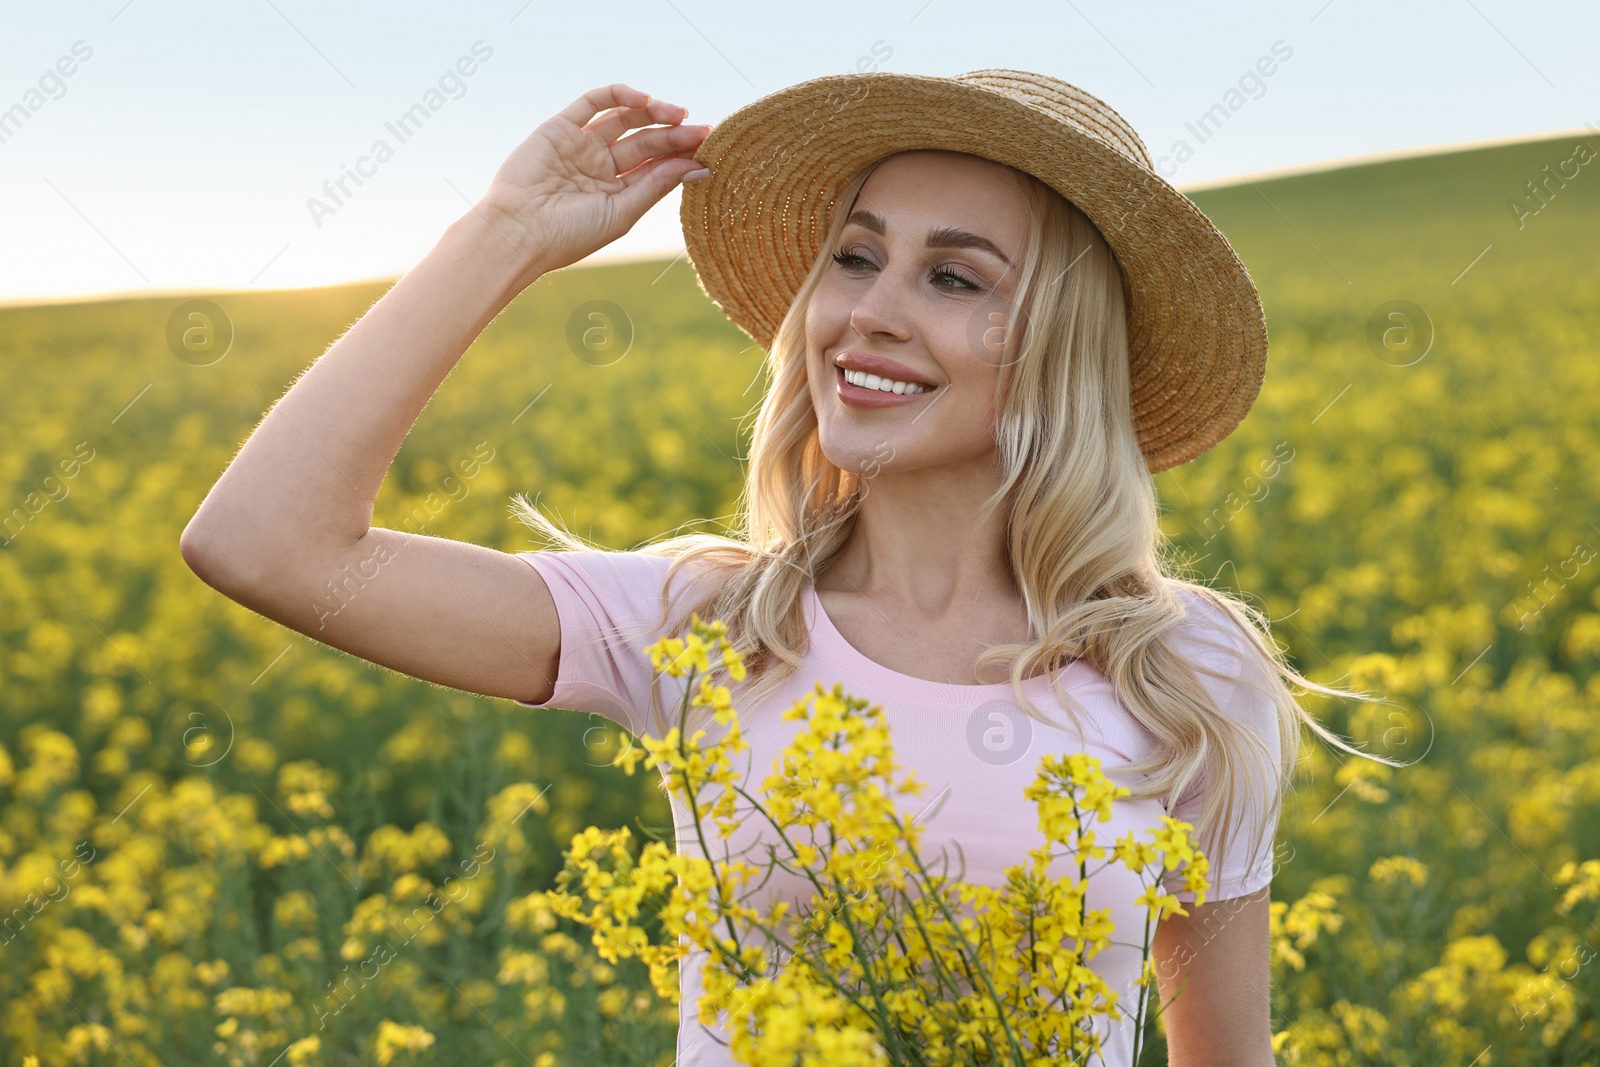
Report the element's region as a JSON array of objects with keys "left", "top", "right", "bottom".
[{"left": 3, "top": 132, "right": 1598, "bottom": 1063}]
